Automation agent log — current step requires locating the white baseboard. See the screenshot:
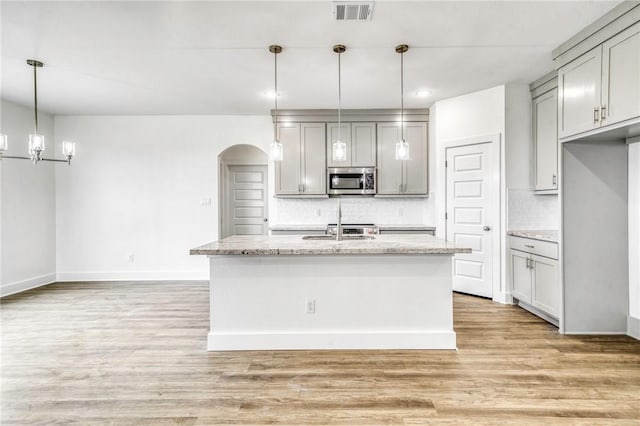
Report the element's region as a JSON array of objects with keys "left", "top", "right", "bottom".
[
  {"left": 1, "top": 273, "right": 56, "bottom": 297},
  {"left": 493, "top": 291, "right": 512, "bottom": 305},
  {"left": 56, "top": 270, "right": 208, "bottom": 282},
  {"left": 628, "top": 315, "right": 640, "bottom": 340},
  {"left": 207, "top": 330, "right": 457, "bottom": 351}
]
